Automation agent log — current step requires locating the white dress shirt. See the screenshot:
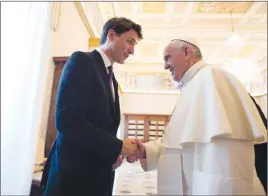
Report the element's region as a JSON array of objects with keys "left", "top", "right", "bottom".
[{"left": 95, "top": 48, "right": 115, "bottom": 100}]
